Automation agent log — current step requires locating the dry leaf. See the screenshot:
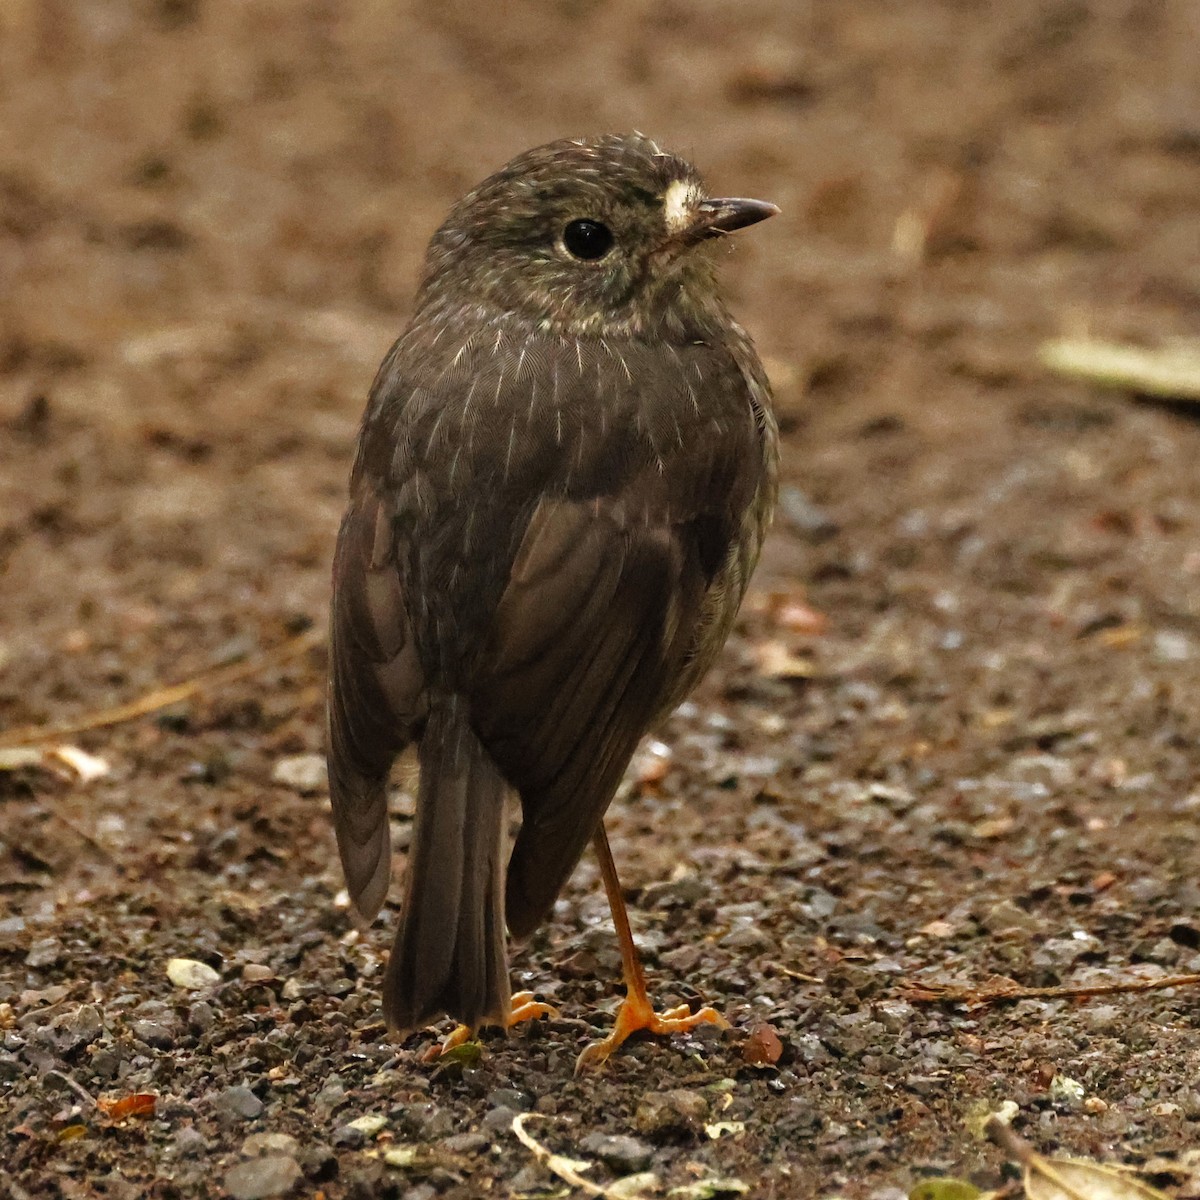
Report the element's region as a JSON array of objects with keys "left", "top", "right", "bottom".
[
  {"left": 98, "top": 1093, "right": 156, "bottom": 1120},
  {"left": 1025, "top": 1157, "right": 1173, "bottom": 1200},
  {"left": 1040, "top": 337, "right": 1200, "bottom": 402}
]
